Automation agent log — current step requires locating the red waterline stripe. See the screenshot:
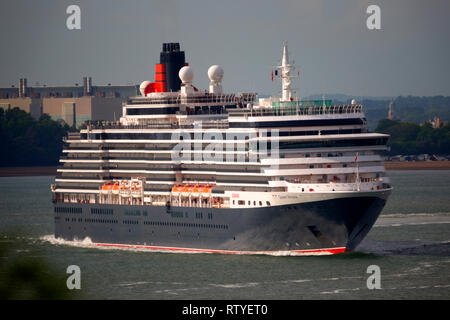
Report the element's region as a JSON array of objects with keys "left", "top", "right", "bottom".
[
  {"left": 95, "top": 243, "right": 346, "bottom": 255},
  {"left": 291, "top": 247, "right": 346, "bottom": 254}
]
